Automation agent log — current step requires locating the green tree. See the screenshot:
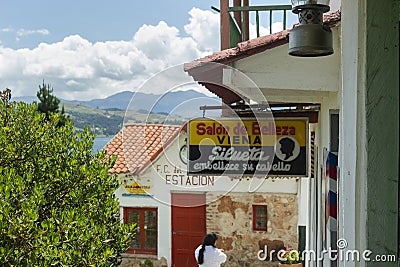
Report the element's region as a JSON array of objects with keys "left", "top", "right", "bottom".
[
  {"left": 0, "top": 96, "right": 134, "bottom": 266},
  {"left": 36, "top": 81, "right": 69, "bottom": 126},
  {"left": 37, "top": 81, "right": 60, "bottom": 117},
  {"left": 0, "top": 88, "right": 11, "bottom": 126}
]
